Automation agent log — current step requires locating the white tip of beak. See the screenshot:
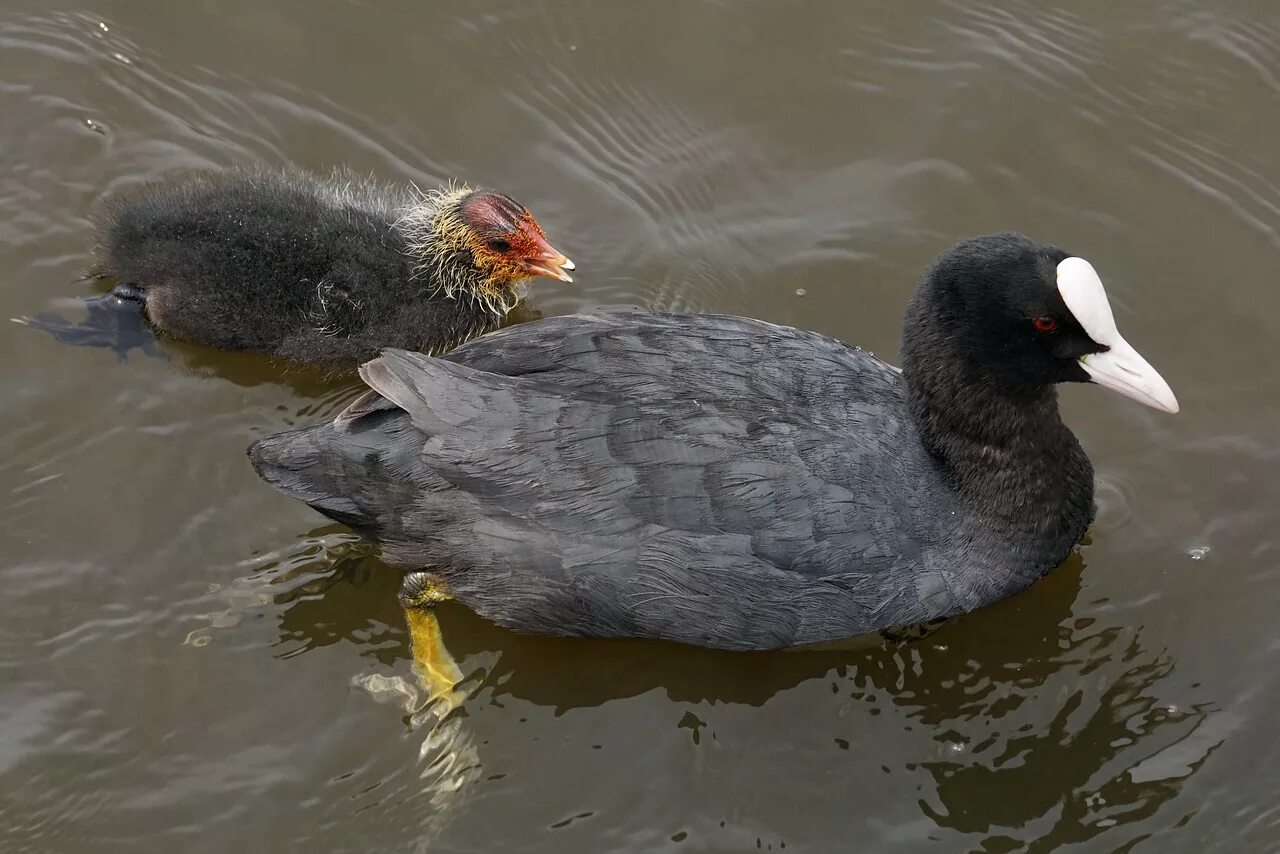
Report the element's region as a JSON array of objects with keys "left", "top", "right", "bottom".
[
  {"left": 1080, "top": 339, "right": 1180, "bottom": 413},
  {"left": 1057, "top": 257, "right": 1179, "bottom": 414}
]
